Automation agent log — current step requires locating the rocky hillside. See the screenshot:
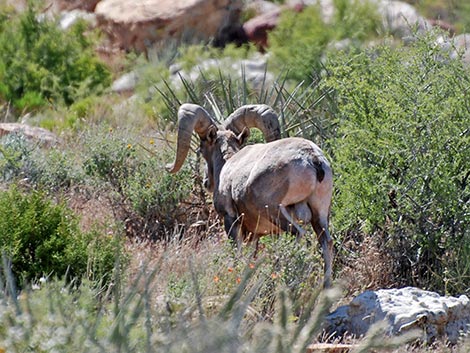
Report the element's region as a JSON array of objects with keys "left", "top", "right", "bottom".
[{"left": 5, "top": 0, "right": 470, "bottom": 54}]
